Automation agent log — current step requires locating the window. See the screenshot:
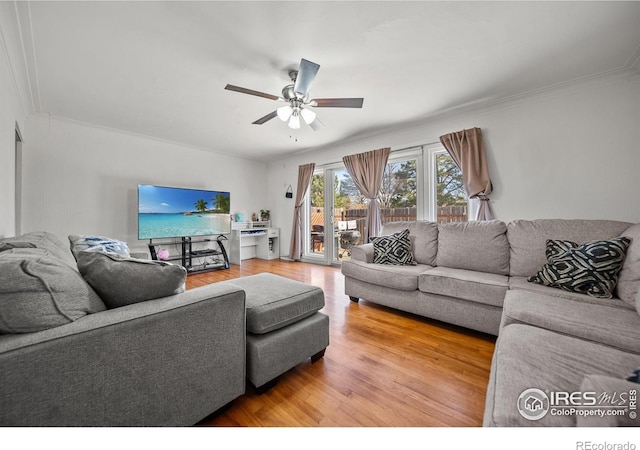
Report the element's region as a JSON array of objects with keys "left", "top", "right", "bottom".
[
  {"left": 378, "top": 157, "right": 419, "bottom": 224},
  {"left": 308, "top": 172, "right": 325, "bottom": 256},
  {"left": 427, "top": 146, "right": 470, "bottom": 222},
  {"left": 303, "top": 146, "right": 477, "bottom": 264},
  {"left": 335, "top": 152, "right": 420, "bottom": 247}
]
